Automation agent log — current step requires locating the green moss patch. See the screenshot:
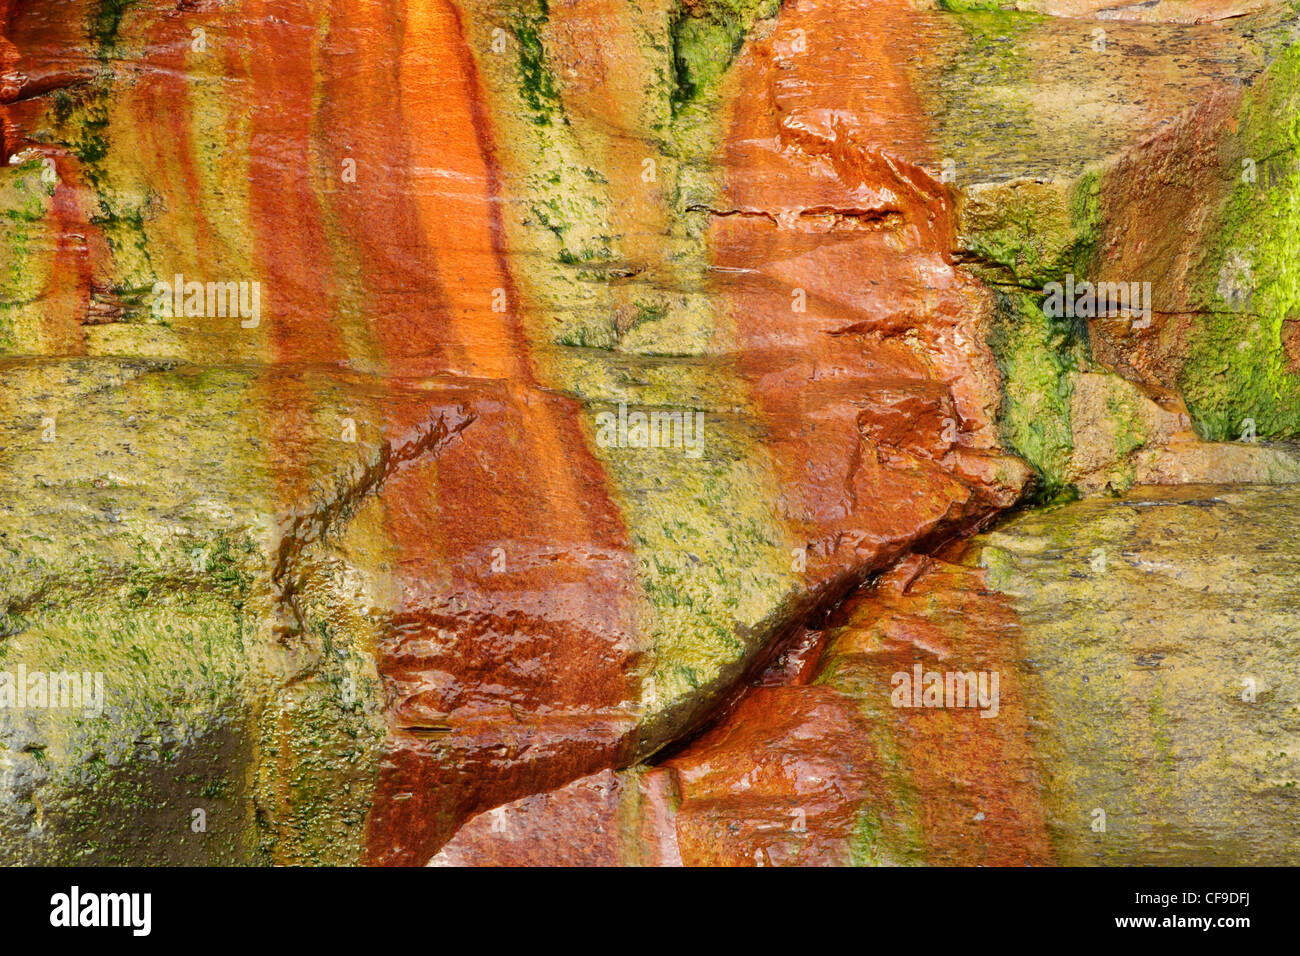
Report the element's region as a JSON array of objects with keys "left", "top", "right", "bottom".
[{"left": 1179, "top": 43, "right": 1300, "bottom": 441}]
